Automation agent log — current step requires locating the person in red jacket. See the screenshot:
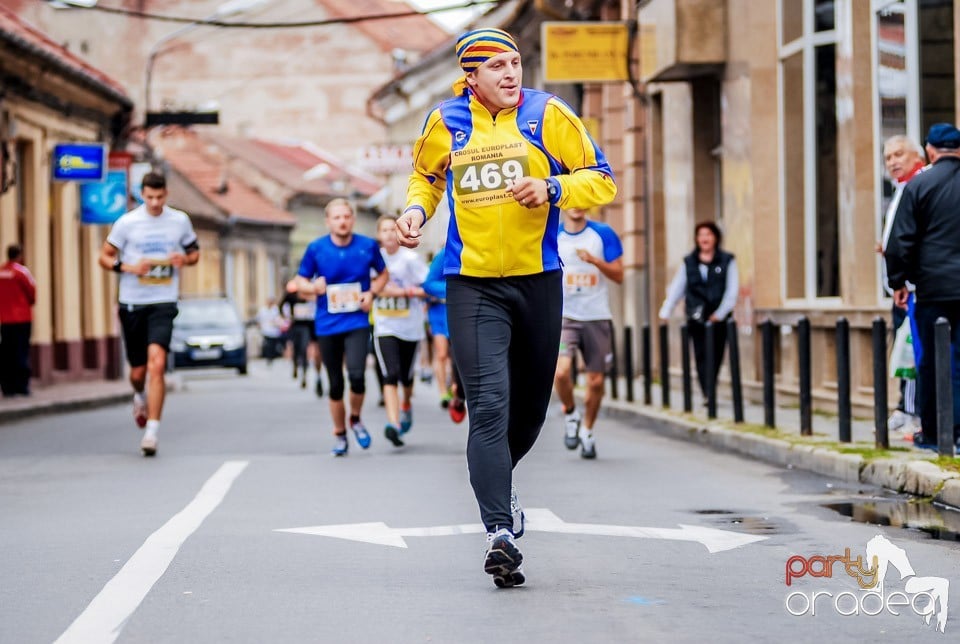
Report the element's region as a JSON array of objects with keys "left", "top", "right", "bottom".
[{"left": 0, "top": 244, "right": 36, "bottom": 397}]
